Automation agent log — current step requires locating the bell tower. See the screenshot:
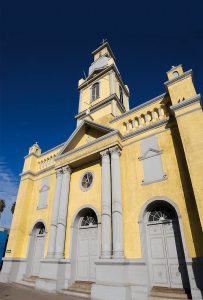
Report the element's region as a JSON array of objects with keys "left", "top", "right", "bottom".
[{"left": 75, "top": 41, "right": 130, "bottom": 125}]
